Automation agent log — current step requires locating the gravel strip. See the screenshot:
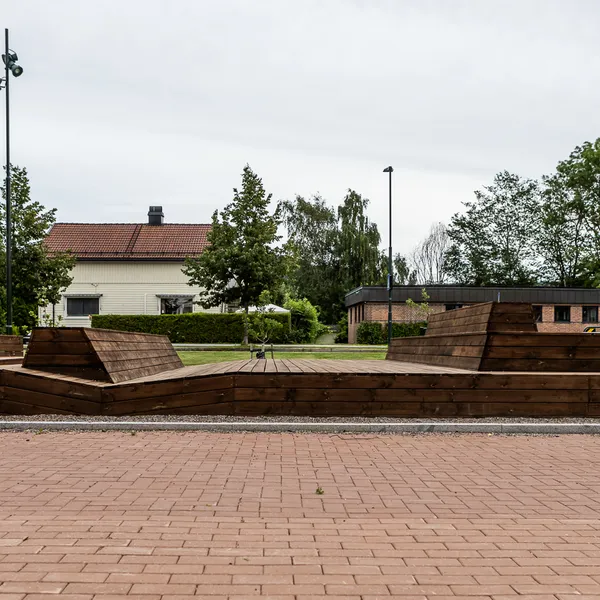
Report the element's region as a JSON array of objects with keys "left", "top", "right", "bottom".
[
  {"left": 0, "top": 414, "right": 599, "bottom": 423},
  {"left": 1, "top": 415, "right": 600, "bottom": 434}
]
